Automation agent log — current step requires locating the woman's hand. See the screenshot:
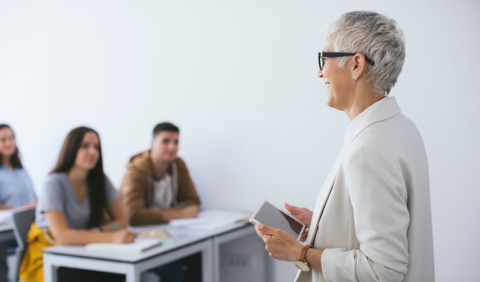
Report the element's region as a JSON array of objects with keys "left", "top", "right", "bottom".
[
  {"left": 284, "top": 203, "right": 313, "bottom": 242},
  {"left": 255, "top": 223, "right": 304, "bottom": 262},
  {"left": 180, "top": 205, "right": 200, "bottom": 218},
  {"left": 110, "top": 230, "right": 136, "bottom": 244}
]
